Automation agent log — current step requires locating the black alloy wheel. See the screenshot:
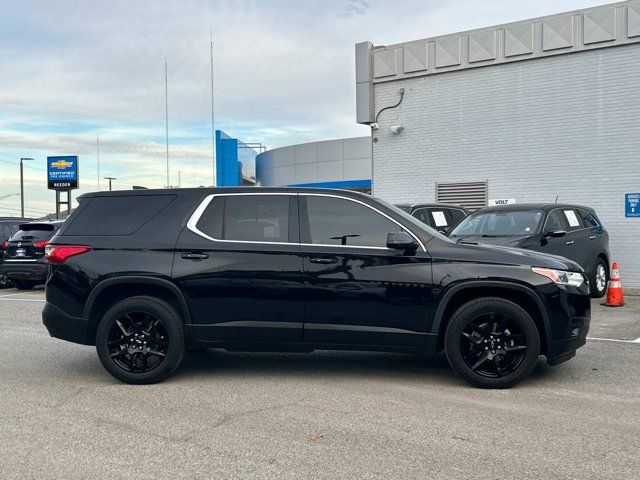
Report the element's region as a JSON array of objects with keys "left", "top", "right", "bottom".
[
  {"left": 445, "top": 297, "right": 540, "bottom": 389},
  {"left": 96, "top": 296, "right": 185, "bottom": 384},
  {"left": 458, "top": 313, "right": 527, "bottom": 378},
  {"left": 107, "top": 311, "right": 169, "bottom": 374}
]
